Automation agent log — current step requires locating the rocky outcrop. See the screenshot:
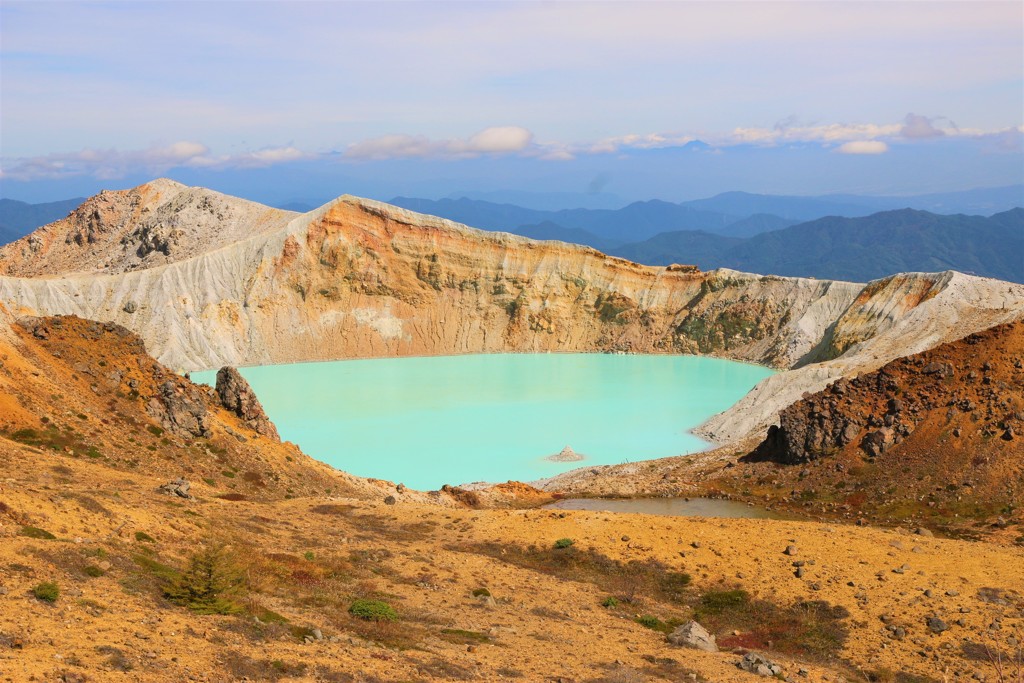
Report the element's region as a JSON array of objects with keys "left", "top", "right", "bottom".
[
  {"left": 215, "top": 366, "right": 280, "bottom": 440},
  {"left": 147, "top": 379, "right": 210, "bottom": 439},
  {"left": 750, "top": 321, "right": 1023, "bottom": 466},
  {"left": 696, "top": 270, "right": 1023, "bottom": 443},
  {"left": 546, "top": 445, "right": 583, "bottom": 462},
  {"left": 0, "top": 182, "right": 1021, "bottom": 448}
]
